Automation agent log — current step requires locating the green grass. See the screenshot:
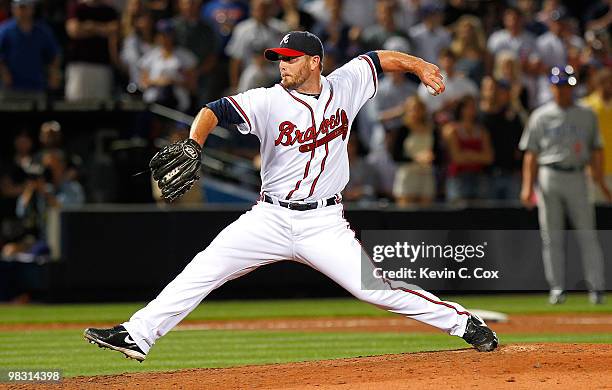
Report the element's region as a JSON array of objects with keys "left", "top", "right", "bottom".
[
  {"left": 0, "top": 329, "right": 610, "bottom": 378},
  {"left": 1, "top": 293, "right": 611, "bottom": 324},
  {"left": 0, "top": 295, "right": 610, "bottom": 378}
]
